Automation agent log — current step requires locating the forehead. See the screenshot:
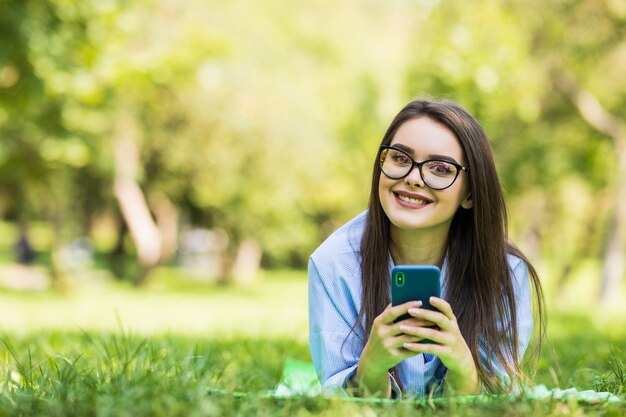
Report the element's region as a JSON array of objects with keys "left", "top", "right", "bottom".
[{"left": 389, "top": 117, "right": 464, "bottom": 161}]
